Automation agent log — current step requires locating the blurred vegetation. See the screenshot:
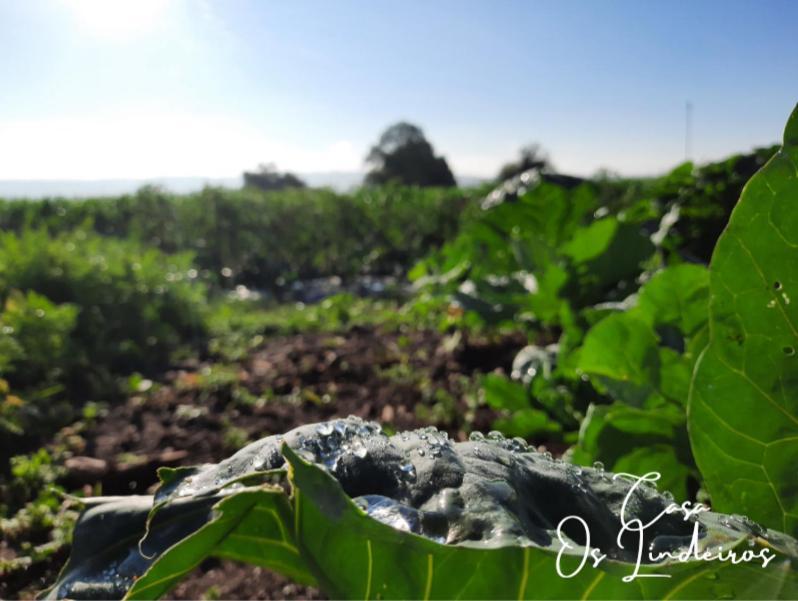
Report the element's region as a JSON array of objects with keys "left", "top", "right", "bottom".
[
  {"left": 0, "top": 142, "right": 782, "bottom": 589},
  {"left": 0, "top": 230, "right": 206, "bottom": 457},
  {"left": 0, "top": 184, "right": 473, "bottom": 290},
  {"left": 0, "top": 145, "right": 775, "bottom": 454},
  {"left": 495, "top": 143, "right": 551, "bottom": 181}
]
